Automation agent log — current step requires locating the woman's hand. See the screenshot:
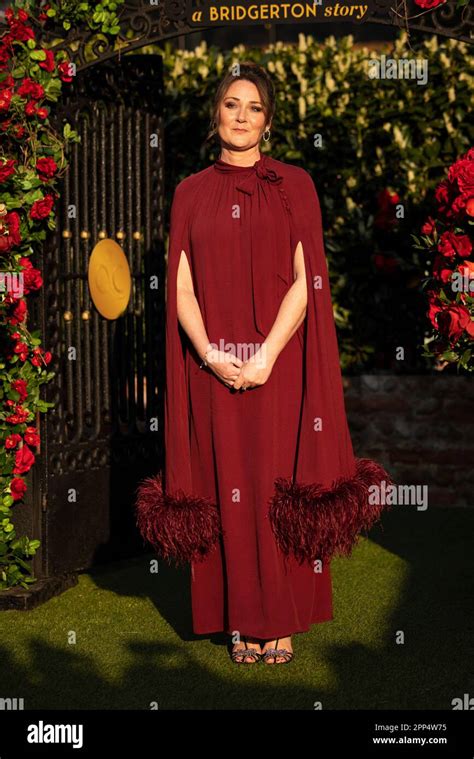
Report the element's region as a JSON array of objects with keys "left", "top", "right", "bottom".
[
  {"left": 205, "top": 349, "right": 244, "bottom": 388},
  {"left": 232, "top": 347, "right": 274, "bottom": 391}
]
